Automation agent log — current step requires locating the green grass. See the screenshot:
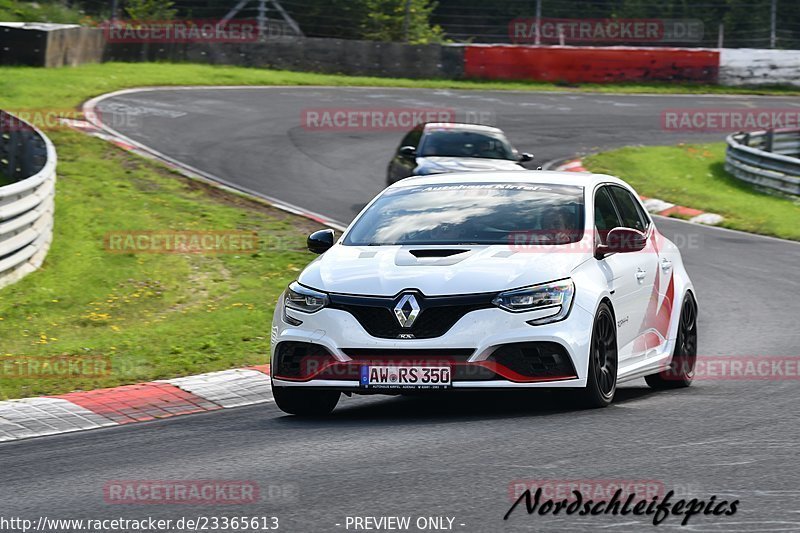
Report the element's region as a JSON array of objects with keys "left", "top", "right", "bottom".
[
  {"left": 584, "top": 143, "right": 800, "bottom": 241},
  {"left": 0, "top": 130, "right": 322, "bottom": 399},
  {"left": 0, "top": 0, "right": 84, "bottom": 23},
  {"left": 0, "top": 63, "right": 799, "bottom": 115}
]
